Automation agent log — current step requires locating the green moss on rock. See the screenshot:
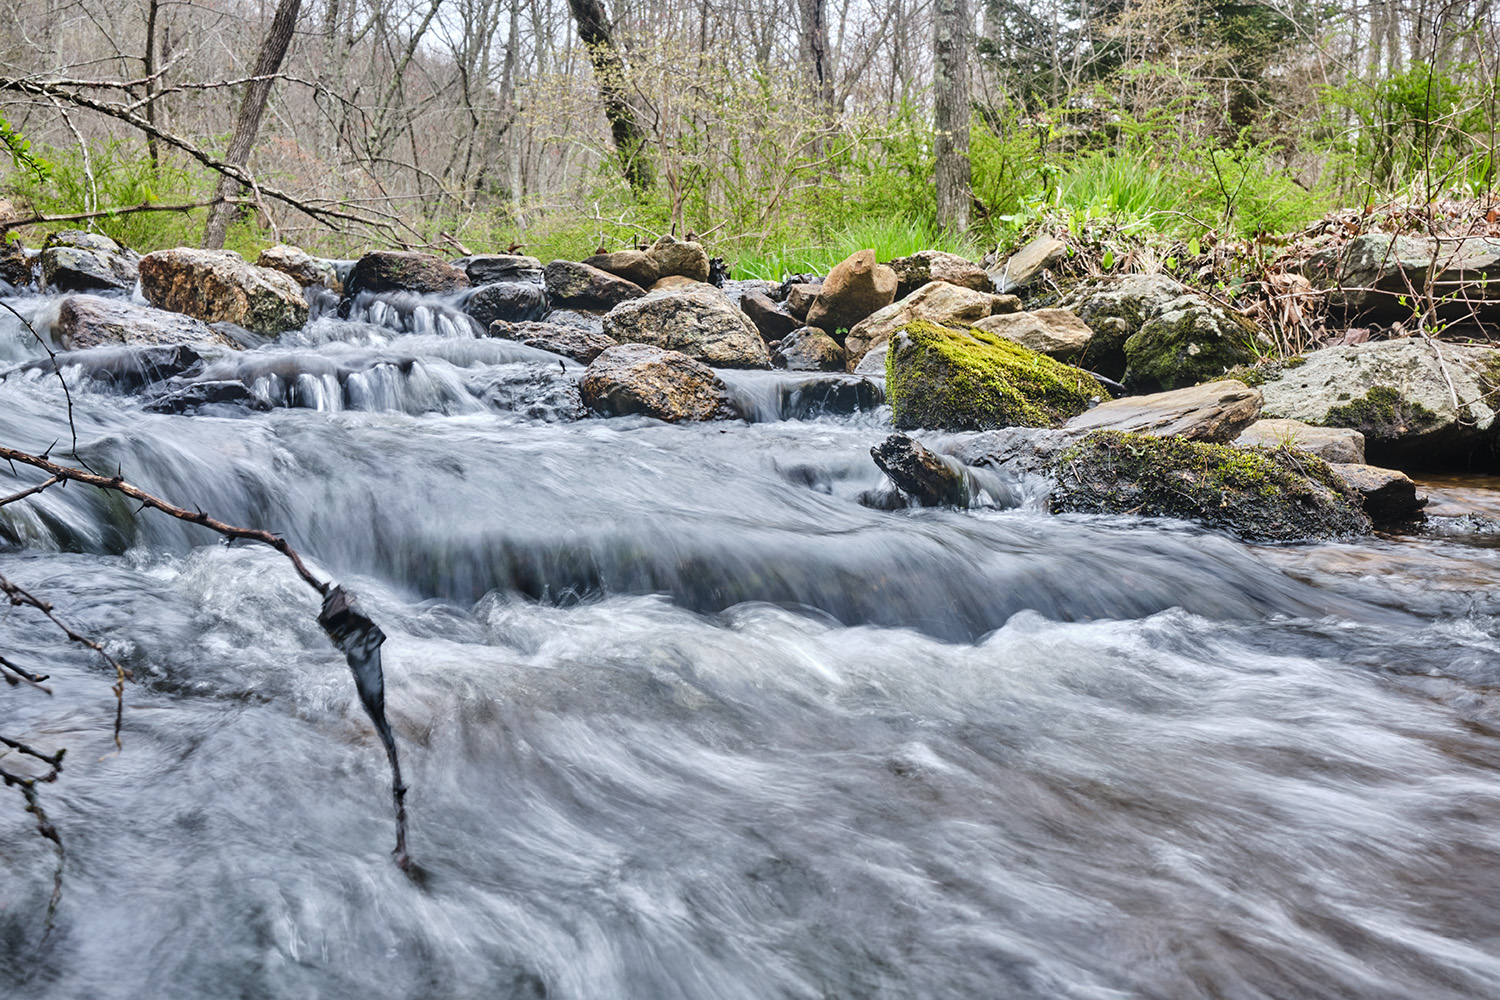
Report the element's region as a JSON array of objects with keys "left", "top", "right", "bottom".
[
  {"left": 1321, "top": 385, "right": 1442, "bottom": 439},
  {"left": 1123, "top": 300, "right": 1263, "bottom": 392},
  {"left": 886, "top": 320, "right": 1107, "bottom": 430},
  {"left": 1050, "top": 431, "right": 1371, "bottom": 541}
]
